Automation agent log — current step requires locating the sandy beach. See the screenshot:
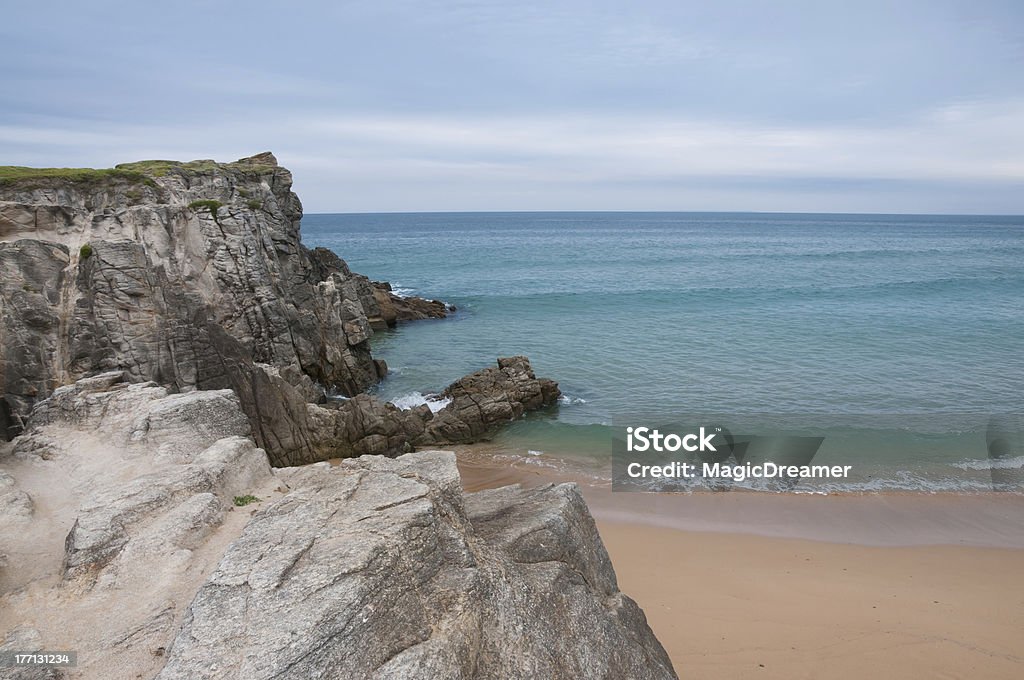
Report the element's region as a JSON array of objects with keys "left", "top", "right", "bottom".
[
  {"left": 457, "top": 450, "right": 1024, "bottom": 679},
  {"left": 600, "top": 522, "right": 1024, "bottom": 680}
]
